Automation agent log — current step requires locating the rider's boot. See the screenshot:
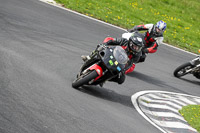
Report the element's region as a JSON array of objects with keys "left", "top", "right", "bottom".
[
  {"left": 81, "top": 55, "right": 91, "bottom": 62},
  {"left": 99, "top": 82, "right": 104, "bottom": 87},
  {"left": 81, "top": 50, "right": 96, "bottom": 62},
  {"left": 99, "top": 81, "right": 106, "bottom": 87}
]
